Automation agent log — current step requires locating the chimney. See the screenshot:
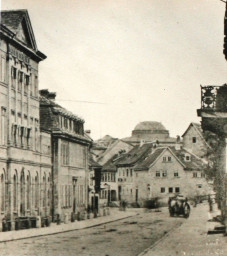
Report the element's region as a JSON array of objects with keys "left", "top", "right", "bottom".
[
  {"left": 140, "top": 139, "right": 145, "bottom": 147},
  {"left": 85, "top": 130, "right": 91, "bottom": 134},
  {"left": 48, "top": 92, "right": 56, "bottom": 101},
  {"left": 175, "top": 135, "right": 181, "bottom": 150},
  {"left": 39, "top": 89, "right": 56, "bottom": 101},
  {"left": 39, "top": 89, "right": 49, "bottom": 97}
]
